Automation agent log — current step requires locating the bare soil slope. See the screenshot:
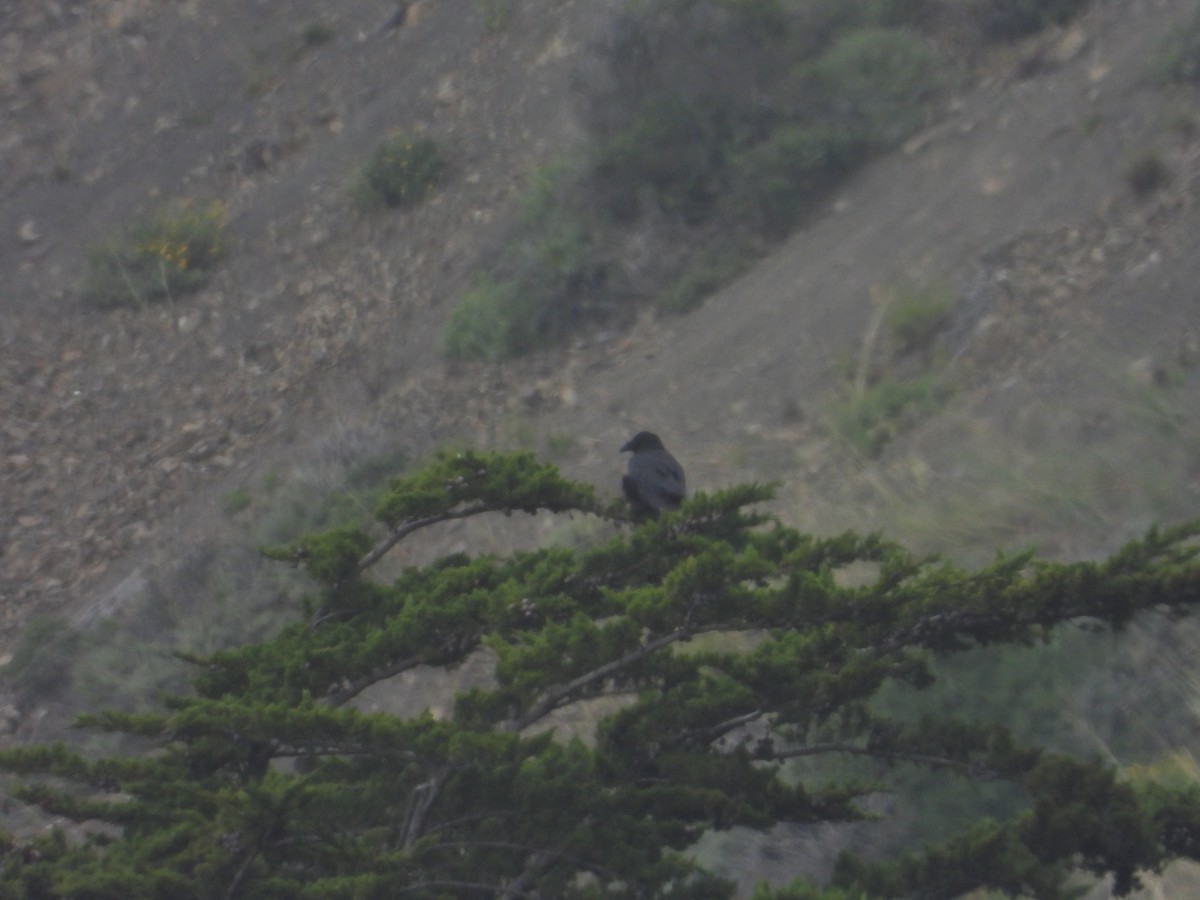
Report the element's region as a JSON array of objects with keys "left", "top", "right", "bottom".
[{"left": 1, "top": 0, "right": 618, "bottom": 634}]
